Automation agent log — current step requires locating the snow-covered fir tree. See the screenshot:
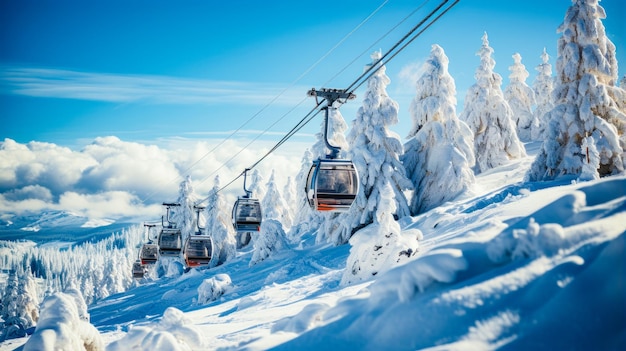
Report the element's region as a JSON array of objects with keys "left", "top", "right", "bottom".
[
  {"left": 249, "top": 170, "right": 291, "bottom": 265},
  {"left": 0, "top": 225, "right": 144, "bottom": 312},
  {"left": 262, "top": 170, "right": 293, "bottom": 229},
  {"left": 0, "top": 268, "right": 39, "bottom": 341},
  {"left": 248, "top": 169, "right": 267, "bottom": 202},
  {"left": 288, "top": 149, "right": 324, "bottom": 242},
  {"left": 103, "top": 251, "right": 132, "bottom": 295},
  {"left": 460, "top": 32, "right": 526, "bottom": 173},
  {"left": 532, "top": 48, "right": 555, "bottom": 140},
  {"left": 80, "top": 265, "right": 95, "bottom": 306},
  {"left": 329, "top": 50, "right": 413, "bottom": 244},
  {"left": 341, "top": 181, "right": 421, "bottom": 286},
  {"left": 528, "top": 0, "right": 625, "bottom": 180},
  {"left": 282, "top": 176, "right": 297, "bottom": 224},
  {"left": 204, "top": 176, "right": 237, "bottom": 267},
  {"left": 250, "top": 218, "right": 289, "bottom": 267},
  {"left": 403, "top": 44, "right": 476, "bottom": 215},
  {"left": 504, "top": 53, "right": 536, "bottom": 141},
  {"left": 173, "top": 175, "right": 198, "bottom": 244}
]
